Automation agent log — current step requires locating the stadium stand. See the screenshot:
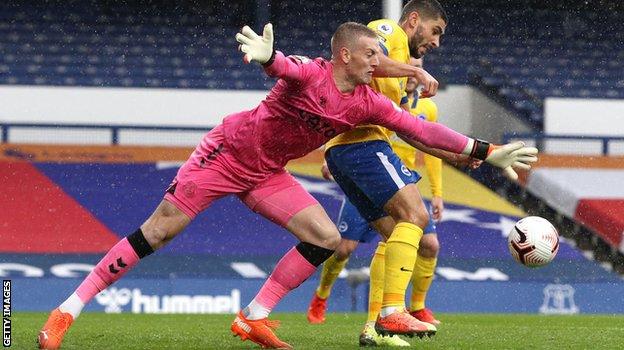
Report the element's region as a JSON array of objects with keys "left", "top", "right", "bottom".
[
  {"left": 424, "top": 0, "right": 624, "bottom": 127},
  {"left": 2, "top": 0, "right": 622, "bottom": 128},
  {"left": 0, "top": 0, "right": 378, "bottom": 90}
]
